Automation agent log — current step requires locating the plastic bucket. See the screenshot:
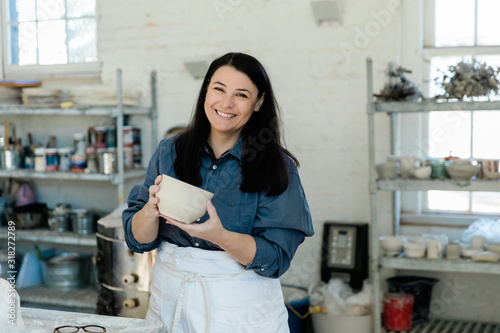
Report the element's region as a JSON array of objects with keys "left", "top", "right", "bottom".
[
  {"left": 386, "top": 276, "right": 439, "bottom": 324},
  {"left": 383, "top": 292, "right": 414, "bottom": 331},
  {"left": 311, "top": 313, "right": 372, "bottom": 333}
]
